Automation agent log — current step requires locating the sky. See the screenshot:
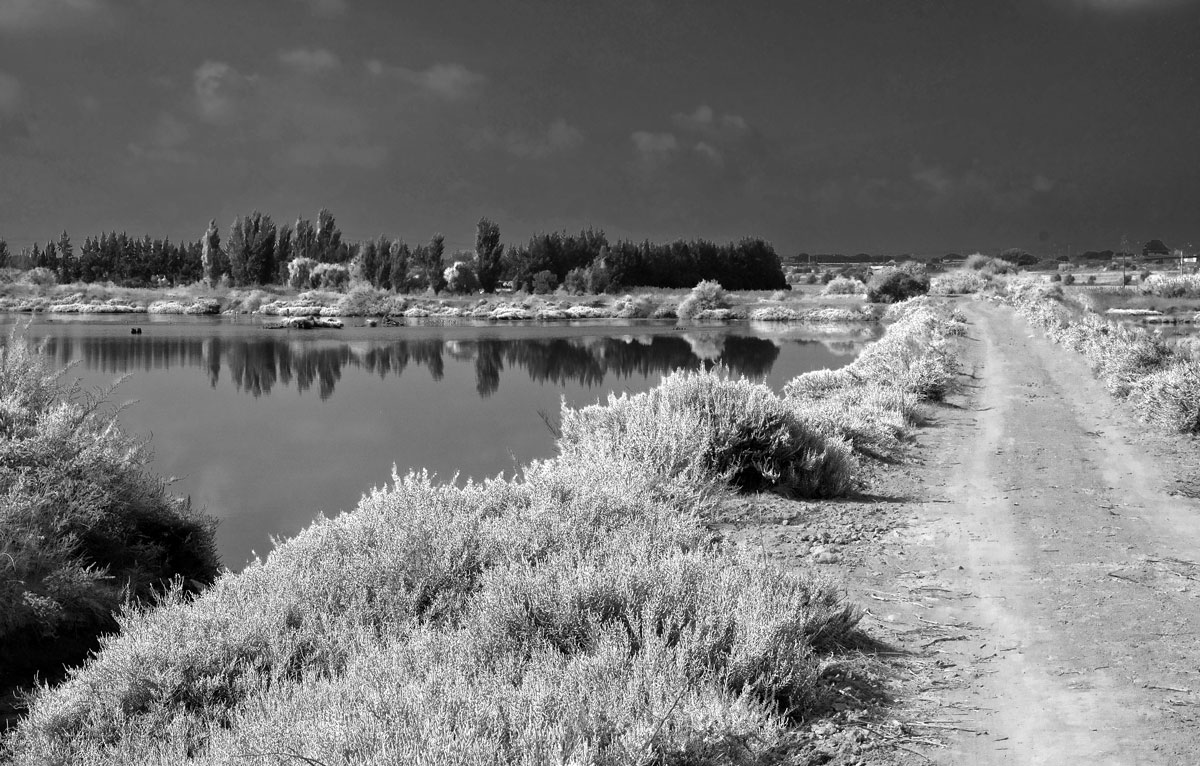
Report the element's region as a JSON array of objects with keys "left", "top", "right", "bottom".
[{"left": 1, "top": 0, "right": 1198, "bottom": 257}]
